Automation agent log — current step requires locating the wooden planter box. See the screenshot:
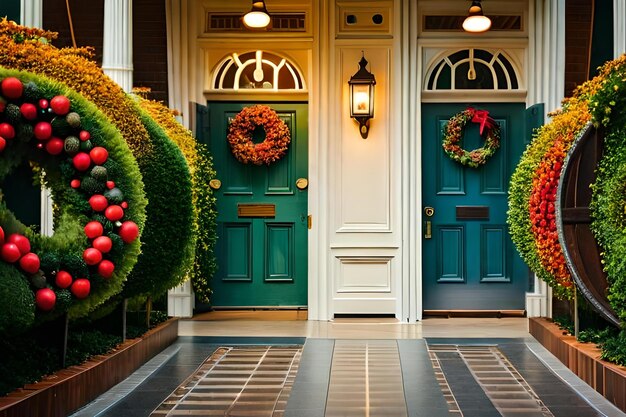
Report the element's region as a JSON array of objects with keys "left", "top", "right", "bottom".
[
  {"left": 529, "top": 317, "right": 626, "bottom": 412},
  {"left": 0, "top": 318, "right": 178, "bottom": 417}
]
